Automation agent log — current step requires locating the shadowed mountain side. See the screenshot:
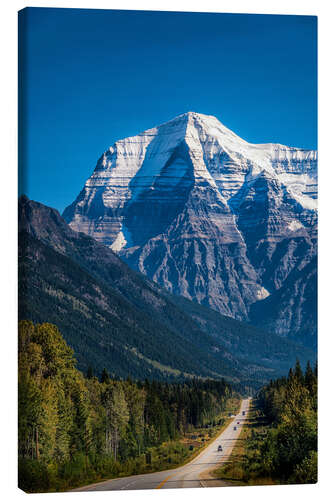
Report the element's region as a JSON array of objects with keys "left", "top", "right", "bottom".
[
  {"left": 250, "top": 257, "right": 317, "bottom": 349},
  {"left": 163, "top": 293, "right": 315, "bottom": 386}
]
